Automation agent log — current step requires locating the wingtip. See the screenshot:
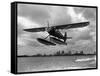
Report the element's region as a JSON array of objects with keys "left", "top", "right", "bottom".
[
  {"left": 84, "top": 21, "right": 90, "bottom": 26},
  {"left": 23, "top": 29, "right": 27, "bottom": 31},
  {"left": 87, "top": 21, "right": 90, "bottom": 25},
  {"left": 23, "top": 29, "right": 30, "bottom": 32}
]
